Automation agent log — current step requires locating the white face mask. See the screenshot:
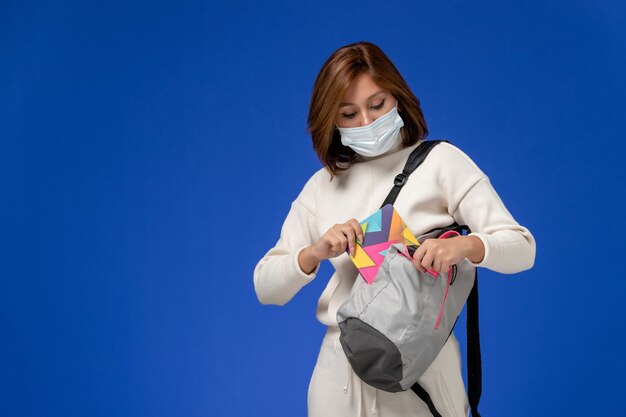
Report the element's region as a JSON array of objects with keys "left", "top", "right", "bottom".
[{"left": 337, "top": 106, "right": 404, "bottom": 157}]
